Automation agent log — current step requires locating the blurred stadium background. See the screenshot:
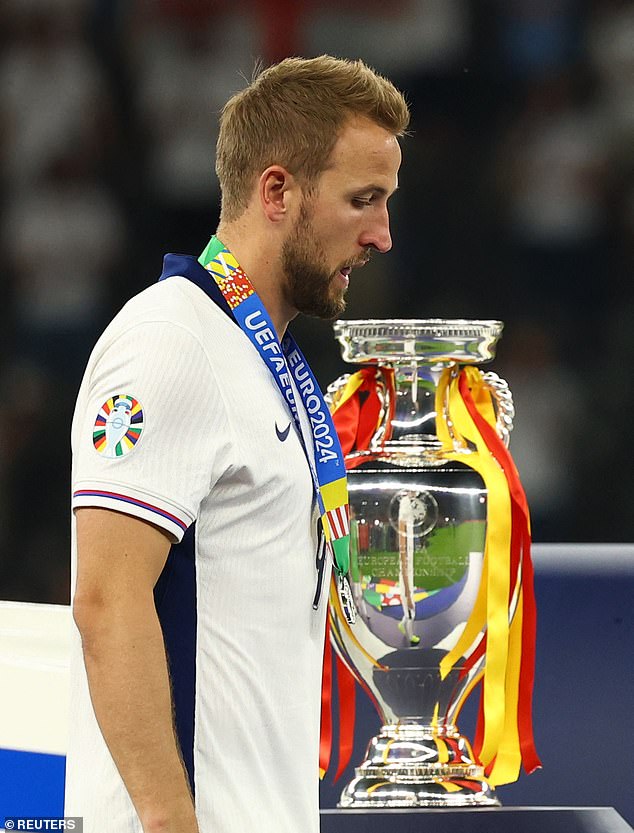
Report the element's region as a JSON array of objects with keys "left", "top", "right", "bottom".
[{"left": 0, "top": 0, "right": 632, "bottom": 607}]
